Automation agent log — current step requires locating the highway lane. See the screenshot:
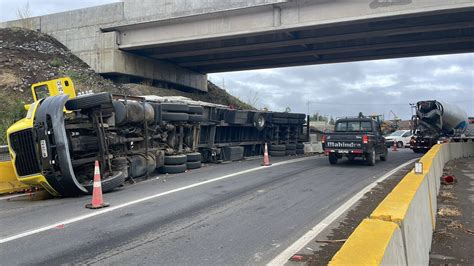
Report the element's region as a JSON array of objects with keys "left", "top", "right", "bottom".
[{"left": 0, "top": 150, "right": 419, "bottom": 265}]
